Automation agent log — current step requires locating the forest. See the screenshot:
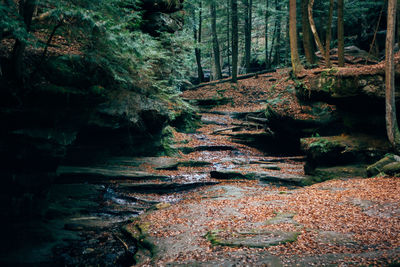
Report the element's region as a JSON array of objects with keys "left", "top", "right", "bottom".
[{"left": 0, "top": 0, "right": 399, "bottom": 266}]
